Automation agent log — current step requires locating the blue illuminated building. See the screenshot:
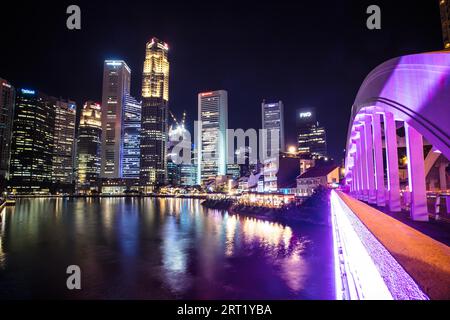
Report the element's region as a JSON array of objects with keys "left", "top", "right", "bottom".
[{"left": 121, "top": 94, "right": 141, "bottom": 179}]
